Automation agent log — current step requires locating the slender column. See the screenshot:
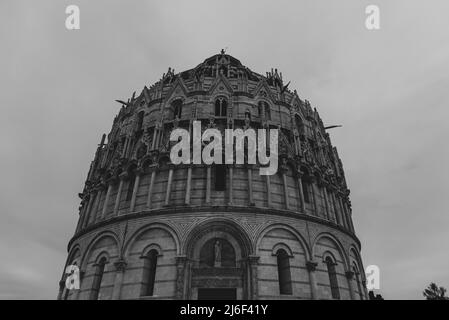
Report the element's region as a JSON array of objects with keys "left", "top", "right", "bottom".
[
  {"left": 282, "top": 172, "right": 290, "bottom": 210},
  {"left": 228, "top": 166, "right": 233, "bottom": 205},
  {"left": 146, "top": 168, "right": 157, "bottom": 208},
  {"left": 331, "top": 192, "right": 342, "bottom": 225},
  {"left": 129, "top": 170, "right": 142, "bottom": 212},
  {"left": 185, "top": 167, "right": 192, "bottom": 205},
  {"left": 206, "top": 166, "right": 211, "bottom": 204},
  {"left": 164, "top": 166, "right": 174, "bottom": 206},
  {"left": 82, "top": 193, "right": 95, "bottom": 228},
  {"left": 322, "top": 186, "right": 331, "bottom": 220},
  {"left": 113, "top": 173, "right": 127, "bottom": 216},
  {"left": 265, "top": 175, "right": 272, "bottom": 207},
  {"left": 338, "top": 197, "right": 348, "bottom": 228},
  {"left": 310, "top": 179, "right": 319, "bottom": 217},
  {"left": 247, "top": 166, "right": 254, "bottom": 206},
  {"left": 346, "top": 271, "right": 356, "bottom": 300},
  {"left": 346, "top": 204, "right": 355, "bottom": 233},
  {"left": 306, "top": 261, "right": 318, "bottom": 300},
  {"left": 101, "top": 183, "right": 113, "bottom": 219},
  {"left": 121, "top": 138, "right": 128, "bottom": 158},
  {"left": 297, "top": 174, "right": 306, "bottom": 212},
  {"left": 112, "top": 259, "right": 127, "bottom": 300},
  {"left": 151, "top": 128, "right": 158, "bottom": 150},
  {"left": 248, "top": 255, "right": 260, "bottom": 300},
  {"left": 175, "top": 256, "right": 187, "bottom": 299}
]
